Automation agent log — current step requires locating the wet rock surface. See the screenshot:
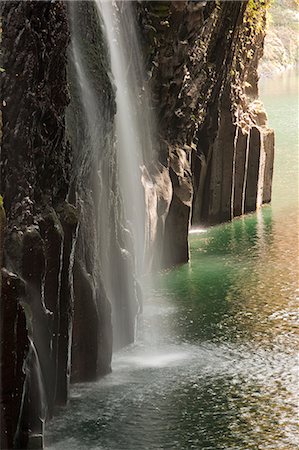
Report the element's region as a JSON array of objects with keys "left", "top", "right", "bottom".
[
  {"left": 0, "top": 1, "right": 111, "bottom": 446},
  {"left": 138, "top": 0, "right": 274, "bottom": 260},
  {"left": 0, "top": 269, "right": 29, "bottom": 449}
]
